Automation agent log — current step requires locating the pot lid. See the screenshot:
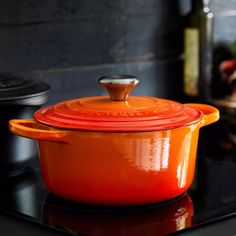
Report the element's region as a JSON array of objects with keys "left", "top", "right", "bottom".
[
  {"left": 0, "top": 73, "right": 50, "bottom": 105},
  {"left": 34, "top": 75, "right": 204, "bottom": 132}
]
